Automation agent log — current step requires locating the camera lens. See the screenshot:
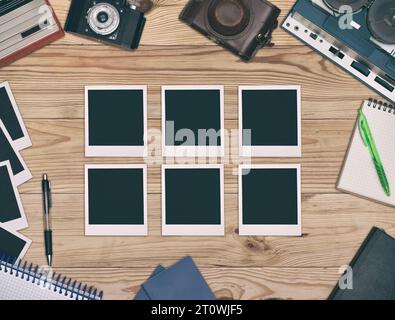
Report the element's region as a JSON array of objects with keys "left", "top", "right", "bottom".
[
  {"left": 208, "top": 0, "right": 250, "bottom": 37},
  {"left": 97, "top": 11, "right": 109, "bottom": 23},
  {"left": 87, "top": 3, "right": 120, "bottom": 36}
]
